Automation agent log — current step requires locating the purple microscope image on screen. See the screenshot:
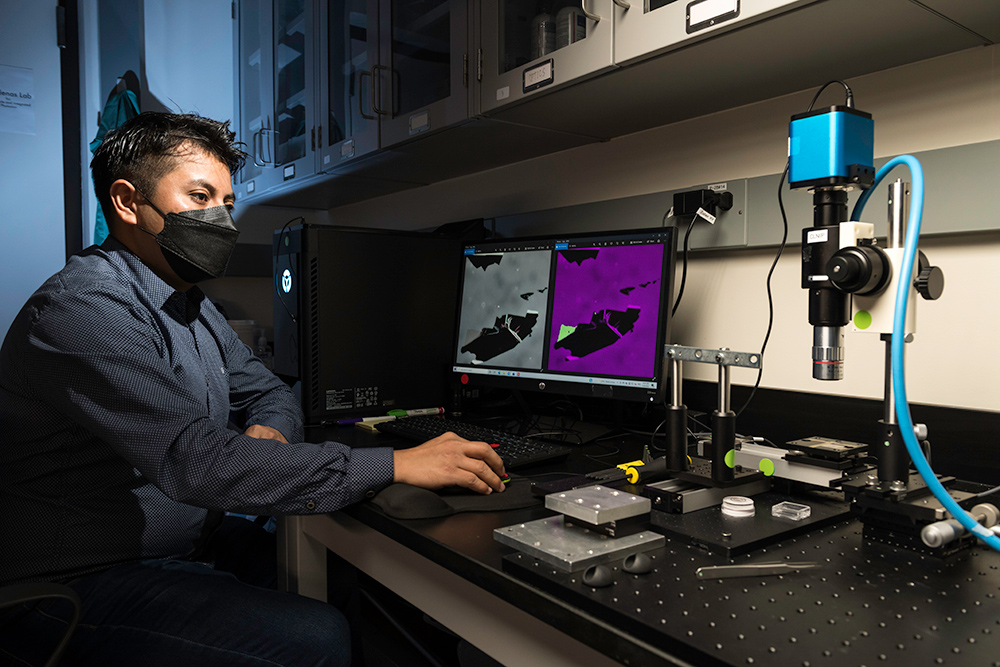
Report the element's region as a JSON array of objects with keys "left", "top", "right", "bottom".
[{"left": 548, "top": 244, "right": 664, "bottom": 378}]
